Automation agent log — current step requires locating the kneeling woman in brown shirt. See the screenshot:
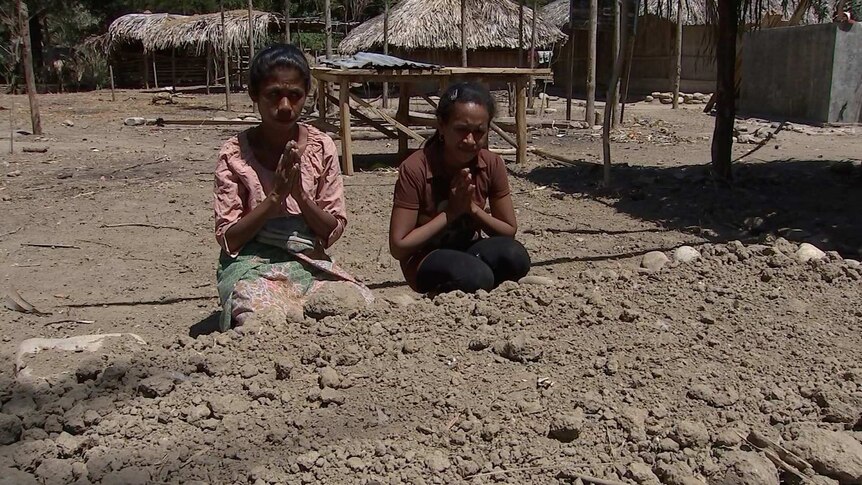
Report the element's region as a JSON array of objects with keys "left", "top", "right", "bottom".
[{"left": 389, "top": 82, "right": 530, "bottom": 293}]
